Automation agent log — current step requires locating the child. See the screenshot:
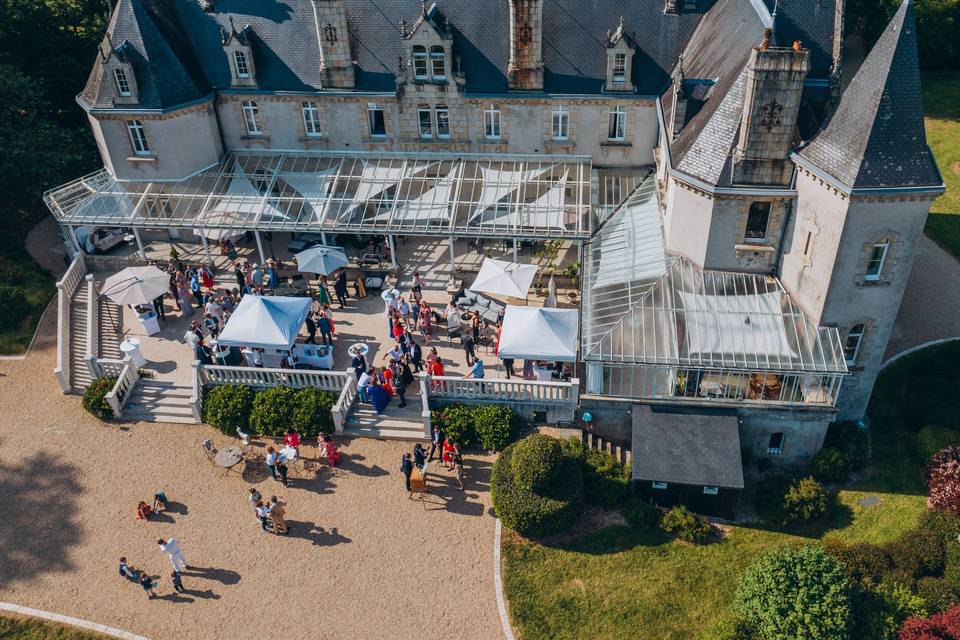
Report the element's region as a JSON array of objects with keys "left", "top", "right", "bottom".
[
  {"left": 454, "top": 453, "right": 465, "bottom": 491},
  {"left": 152, "top": 491, "right": 168, "bottom": 512},
  {"left": 171, "top": 571, "right": 184, "bottom": 594},
  {"left": 136, "top": 501, "right": 153, "bottom": 520},
  {"left": 139, "top": 572, "right": 157, "bottom": 599}
]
